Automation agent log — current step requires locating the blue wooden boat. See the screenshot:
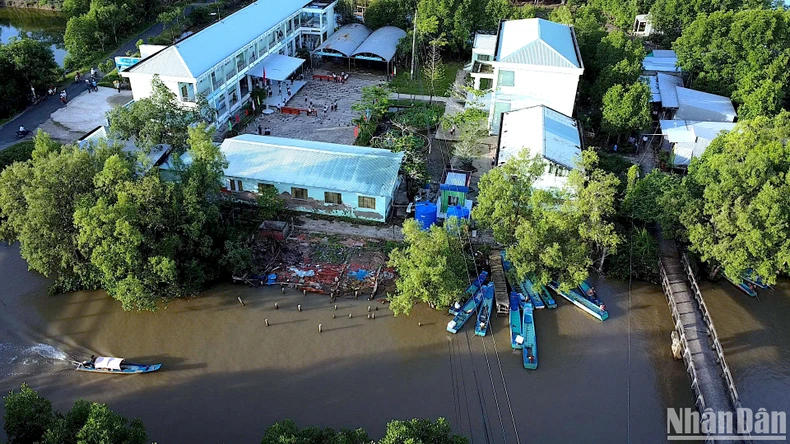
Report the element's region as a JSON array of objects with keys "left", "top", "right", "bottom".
[
  {"left": 548, "top": 280, "right": 609, "bottom": 321},
  {"left": 447, "top": 285, "right": 485, "bottom": 333},
  {"left": 520, "top": 299, "right": 538, "bottom": 370},
  {"left": 743, "top": 269, "right": 768, "bottom": 289},
  {"left": 525, "top": 275, "right": 556, "bottom": 309},
  {"left": 501, "top": 252, "right": 545, "bottom": 309},
  {"left": 75, "top": 357, "right": 161, "bottom": 374},
  {"left": 509, "top": 291, "right": 524, "bottom": 349},
  {"left": 474, "top": 284, "right": 495, "bottom": 337},
  {"left": 578, "top": 280, "right": 606, "bottom": 308},
  {"left": 724, "top": 275, "right": 757, "bottom": 297},
  {"left": 449, "top": 271, "right": 489, "bottom": 315}
]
